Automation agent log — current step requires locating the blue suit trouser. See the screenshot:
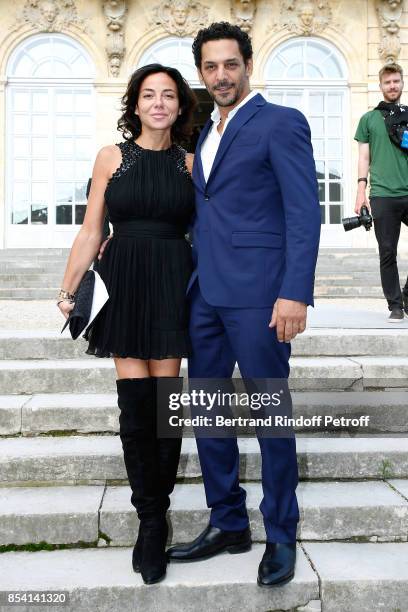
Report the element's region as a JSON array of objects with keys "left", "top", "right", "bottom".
[{"left": 188, "top": 280, "right": 299, "bottom": 543}]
